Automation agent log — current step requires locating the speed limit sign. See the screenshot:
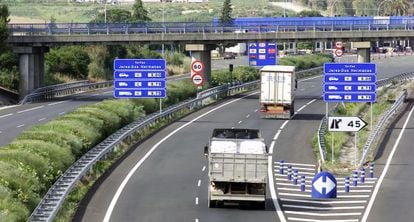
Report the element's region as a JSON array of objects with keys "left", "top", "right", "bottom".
[
  {"left": 334, "top": 48, "right": 344, "bottom": 57},
  {"left": 335, "top": 41, "right": 343, "bottom": 49},
  {"left": 191, "top": 60, "right": 205, "bottom": 73}
]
